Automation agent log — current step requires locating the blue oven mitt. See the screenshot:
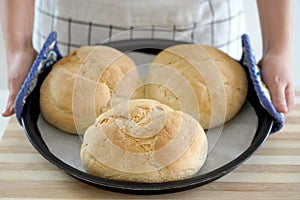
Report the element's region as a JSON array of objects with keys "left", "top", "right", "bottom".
[
  {"left": 240, "top": 34, "right": 284, "bottom": 133},
  {"left": 14, "top": 32, "right": 284, "bottom": 133},
  {"left": 14, "top": 32, "right": 62, "bottom": 125}
]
